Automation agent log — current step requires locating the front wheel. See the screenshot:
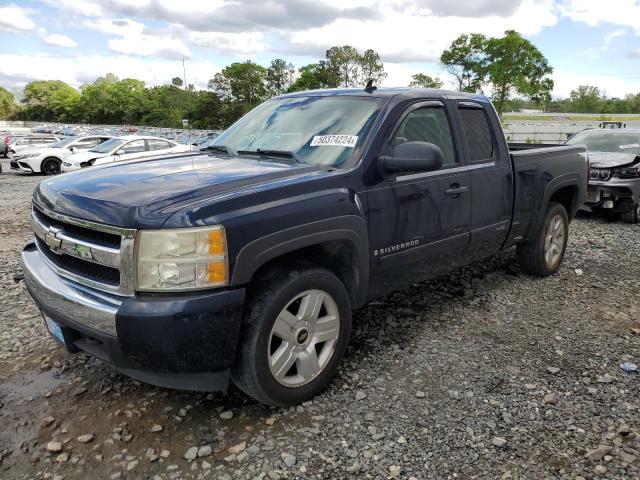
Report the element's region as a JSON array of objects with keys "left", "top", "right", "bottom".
[
  {"left": 231, "top": 263, "right": 352, "bottom": 406},
  {"left": 621, "top": 202, "right": 640, "bottom": 224},
  {"left": 41, "top": 157, "right": 61, "bottom": 175},
  {"left": 517, "top": 202, "right": 569, "bottom": 276}
]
